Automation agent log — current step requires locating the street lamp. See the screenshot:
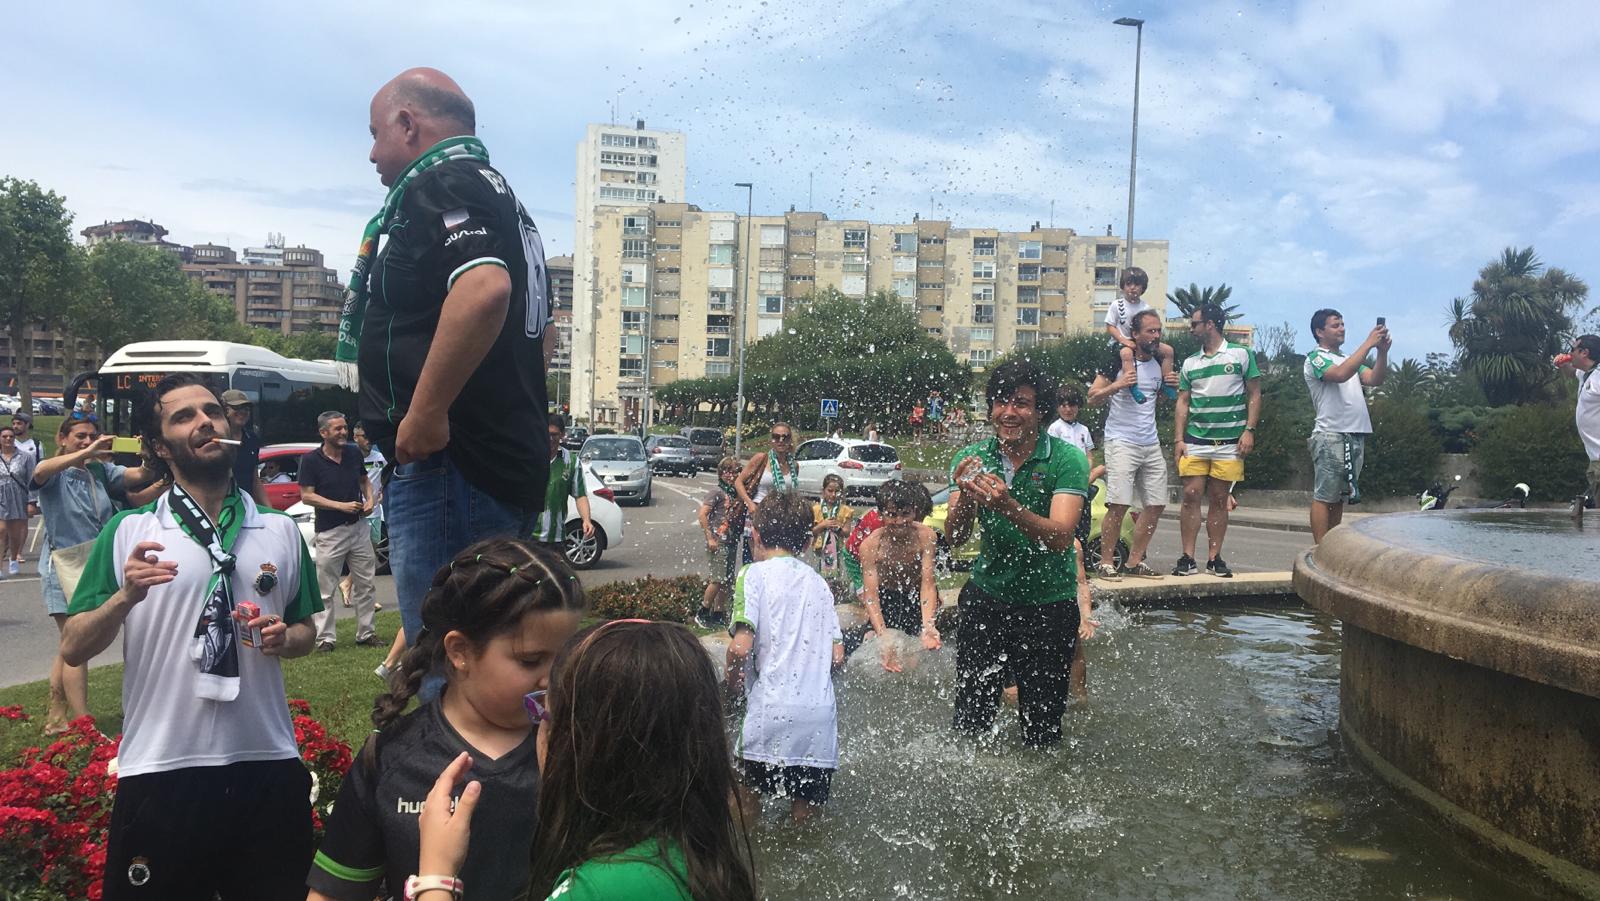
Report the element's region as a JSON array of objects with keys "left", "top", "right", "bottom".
[
  {"left": 1114, "top": 16, "right": 1144, "bottom": 272},
  {"left": 732, "top": 181, "right": 753, "bottom": 459}
]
